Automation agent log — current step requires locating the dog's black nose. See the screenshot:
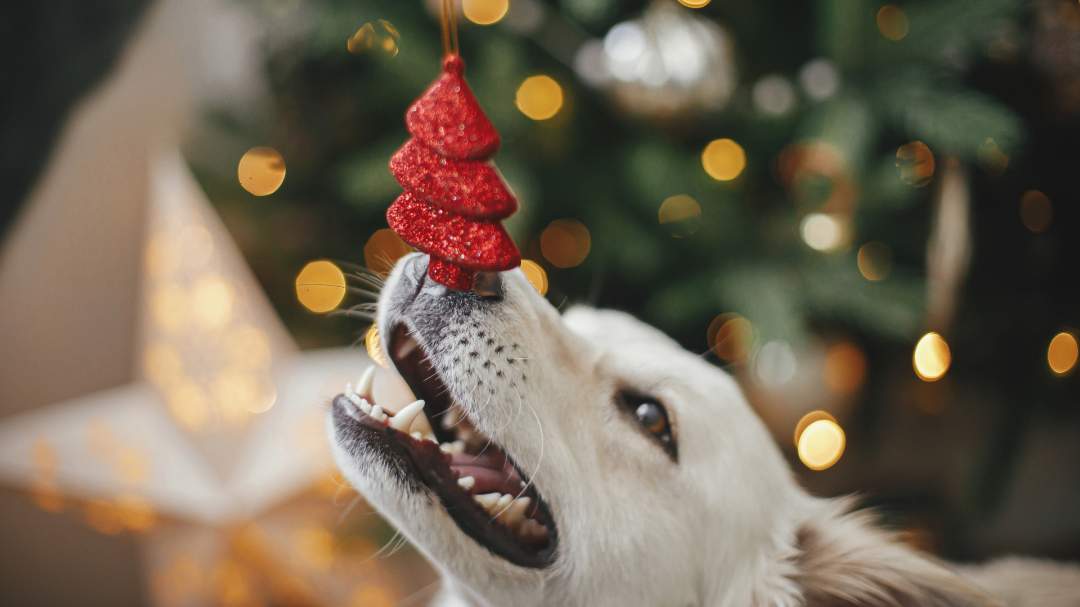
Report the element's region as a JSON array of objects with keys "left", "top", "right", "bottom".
[{"left": 472, "top": 271, "right": 503, "bottom": 301}]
